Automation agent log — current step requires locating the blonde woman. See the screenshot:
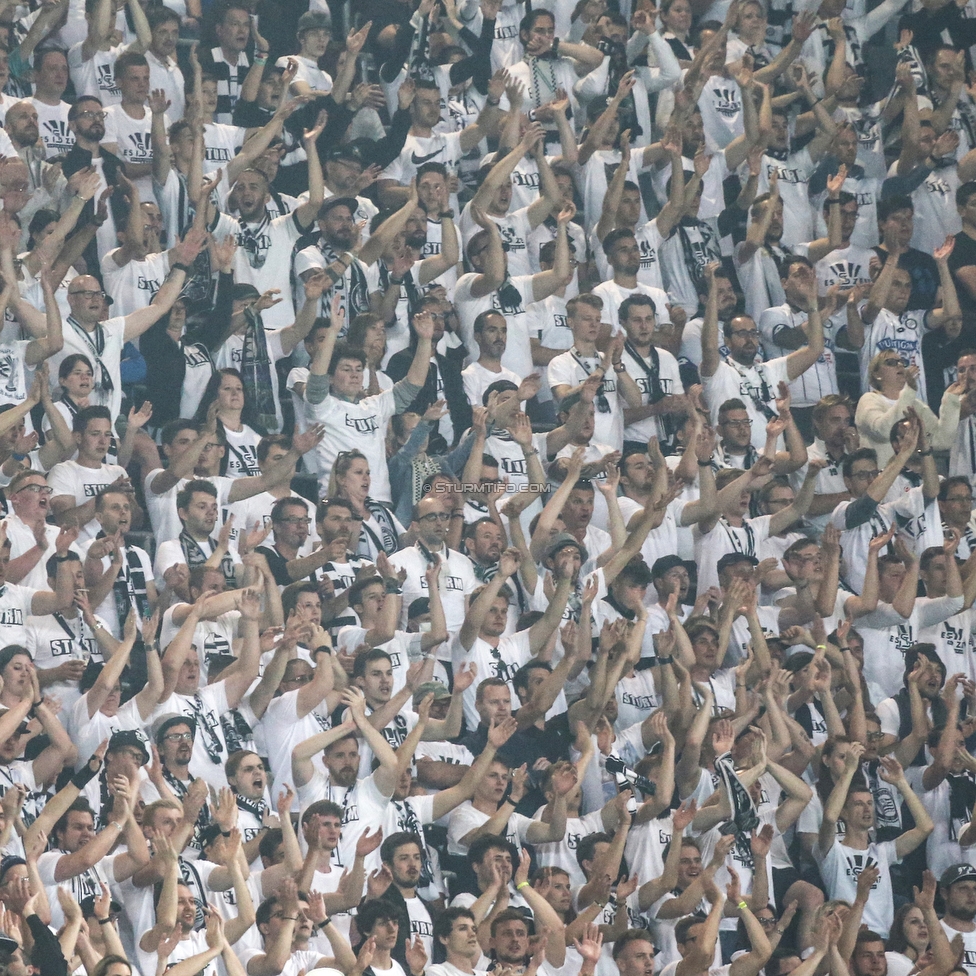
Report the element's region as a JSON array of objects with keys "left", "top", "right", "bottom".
[{"left": 853, "top": 350, "right": 958, "bottom": 465}]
